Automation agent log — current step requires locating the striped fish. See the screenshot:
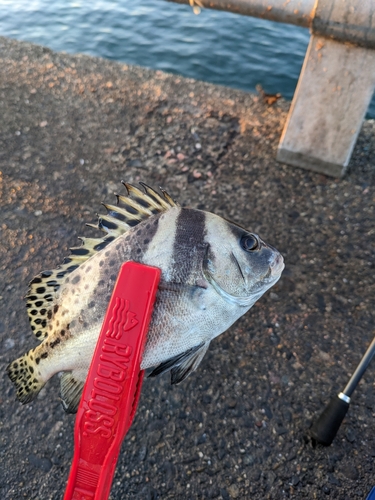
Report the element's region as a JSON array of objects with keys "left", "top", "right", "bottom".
[{"left": 7, "top": 182, "right": 284, "bottom": 412}]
